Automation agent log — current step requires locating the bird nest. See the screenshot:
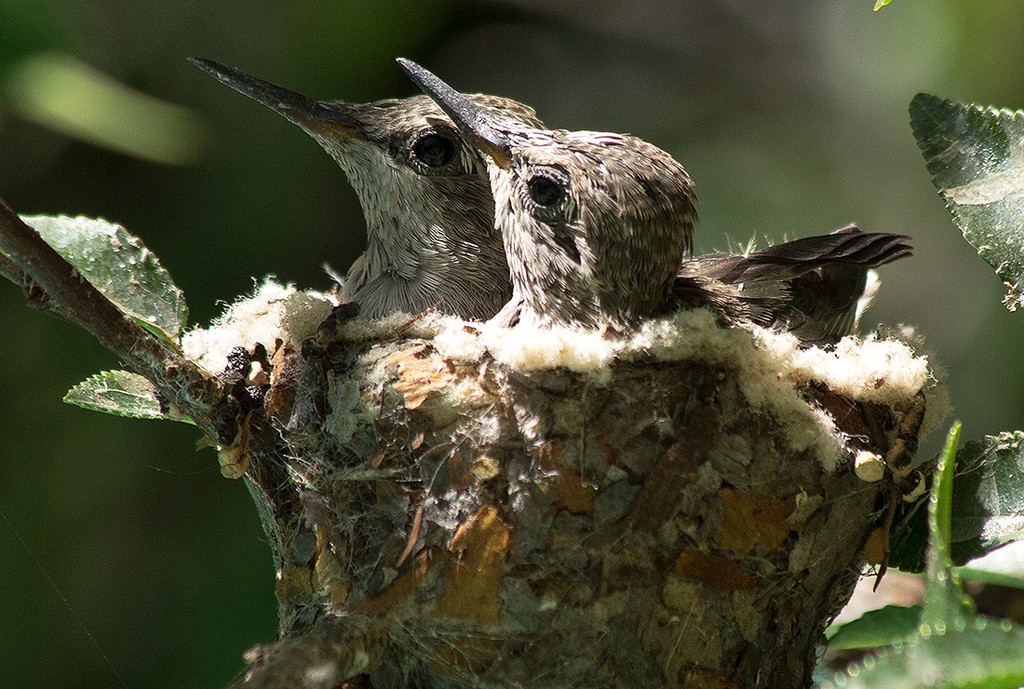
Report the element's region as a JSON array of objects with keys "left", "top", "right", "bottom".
[{"left": 185, "top": 281, "right": 940, "bottom": 689}]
